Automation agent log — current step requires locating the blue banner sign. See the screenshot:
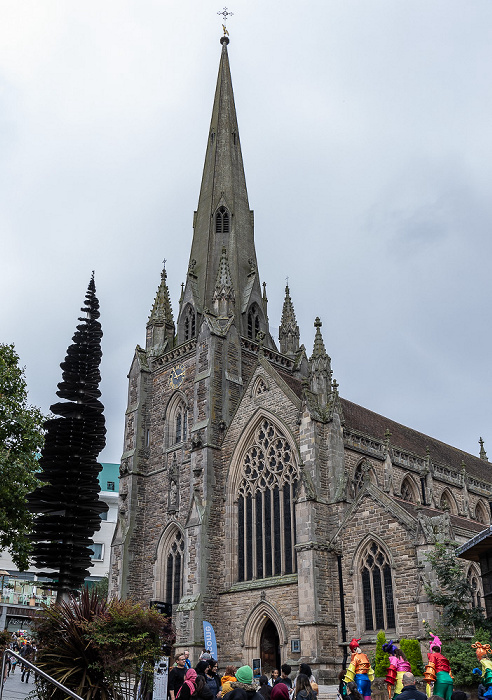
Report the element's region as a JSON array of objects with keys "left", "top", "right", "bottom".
[{"left": 203, "top": 620, "right": 218, "bottom": 660}]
